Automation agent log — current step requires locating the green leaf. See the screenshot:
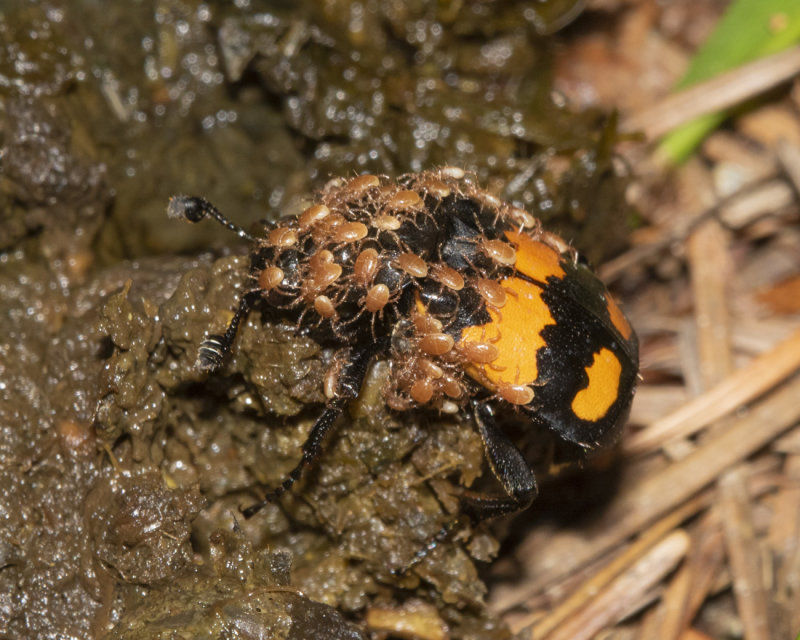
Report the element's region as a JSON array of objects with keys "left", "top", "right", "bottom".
[{"left": 658, "top": 0, "right": 800, "bottom": 164}]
